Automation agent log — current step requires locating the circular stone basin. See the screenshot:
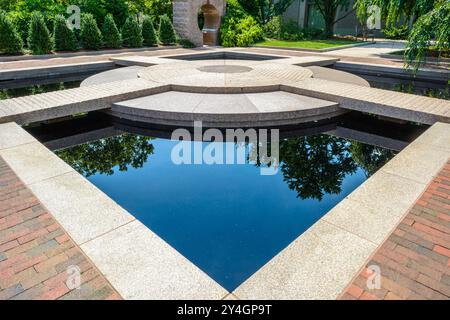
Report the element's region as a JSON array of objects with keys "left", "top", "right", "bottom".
[{"left": 197, "top": 65, "right": 253, "bottom": 74}]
